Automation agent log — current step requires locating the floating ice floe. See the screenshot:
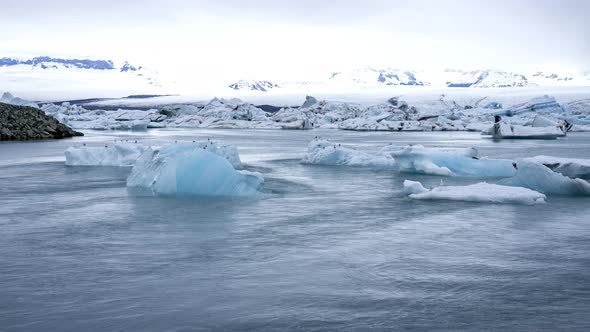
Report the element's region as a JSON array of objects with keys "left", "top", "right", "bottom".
[
  {"left": 403, "top": 180, "right": 546, "bottom": 205},
  {"left": 523, "top": 155, "right": 590, "bottom": 180},
  {"left": 482, "top": 122, "right": 565, "bottom": 139},
  {"left": 65, "top": 143, "right": 149, "bottom": 166},
  {"left": 500, "top": 160, "right": 590, "bottom": 196},
  {"left": 301, "top": 139, "right": 396, "bottom": 167},
  {"left": 127, "top": 144, "right": 262, "bottom": 197},
  {"left": 388, "top": 145, "right": 516, "bottom": 177}
]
